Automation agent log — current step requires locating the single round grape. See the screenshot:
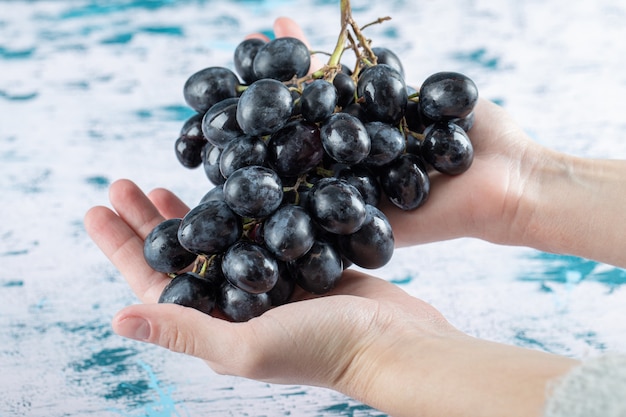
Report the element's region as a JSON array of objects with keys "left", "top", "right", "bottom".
[
  {"left": 337, "top": 165, "right": 381, "bottom": 207},
  {"left": 320, "top": 112, "right": 371, "bottom": 165},
  {"left": 178, "top": 200, "right": 242, "bottom": 255},
  {"left": 175, "top": 135, "right": 207, "bottom": 169},
  {"left": 421, "top": 122, "right": 474, "bottom": 175},
  {"left": 143, "top": 218, "right": 197, "bottom": 273},
  {"left": 333, "top": 72, "right": 356, "bottom": 109},
  {"left": 223, "top": 165, "right": 283, "bottom": 219},
  {"left": 202, "top": 144, "right": 226, "bottom": 186},
  {"left": 363, "top": 121, "right": 405, "bottom": 167},
  {"left": 219, "top": 135, "right": 268, "bottom": 179},
  {"left": 300, "top": 79, "right": 338, "bottom": 123},
  {"left": 158, "top": 272, "right": 217, "bottom": 315},
  {"left": 263, "top": 205, "right": 315, "bottom": 262},
  {"left": 372, "top": 46, "right": 405, "bottom": 78},
  {"left": 236, "top": 79, "right": 294, "bottom": 137},
  {"left": 356, "top": 64, "right": 407, "bottom": 125},
  {"left": 267, "top": 120, "right": 324, "bottom": 178},
  {"left": 379, "top": 153, "right": 430, "bottom": 210},
  {"left": 183, "top": 67, "right": 239, "bottom": 114},
  {"left": 218, "top": 280, "right": 272, "bottom": 322},
  {"left": 222, "top": 241, "right": 279, "bottom": 294},
  {"left": 233, "top": 38, "right": 266, "bottom": 84},
  {"left": 253, "top": 37, "right": 311, "bottom": 81},
  {"left": 337, "top": 205, "right": 394, "bottom": 269},
  {"left": 179, "top": 113, "right": 204, "bottom": 138},
  {"left": 307, "top": 177, "right": 367, "bottom": 235},
  {"left": 451, "top": 111, "right": 475, "bottom": 132},
  {"left": 201, "top": 97, "right": 243, "bottom": 148},
  {"left": 198, "top": 184, "right": 225, "bottom": 205},
  {"left": 289, "top": 240, "right": 343, "bottom": 295},
  {"left": 418, "top": 71, "right": 478, "bottom": 121}
]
